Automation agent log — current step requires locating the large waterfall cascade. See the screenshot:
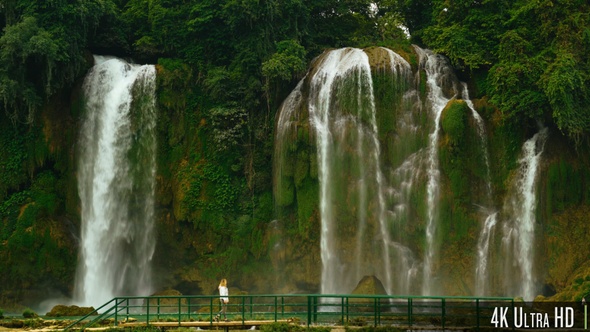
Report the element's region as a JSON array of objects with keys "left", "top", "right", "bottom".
[
  {"left": 274, "top": 45, "right": 548, "bottom": 300},
  {"left": 306, "top": 48, "right": 394, "bottom": 294},
  {"left": 75, "top": 56, "right": 157, "bottom": 306}
]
